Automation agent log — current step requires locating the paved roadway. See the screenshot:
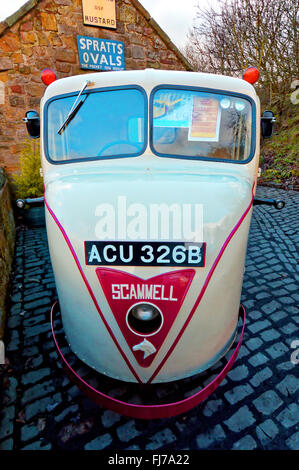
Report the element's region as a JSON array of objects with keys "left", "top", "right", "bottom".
[{"left": 0, "top": 186, "right": 298, "bottom": 450}]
